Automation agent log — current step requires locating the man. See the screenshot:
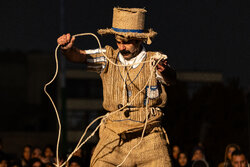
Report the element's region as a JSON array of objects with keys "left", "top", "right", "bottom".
[
  {"left": 191, "top": 146, "right": 209, "bottom": 167},
  {"left": 218, "top": 144, "right": 240, "bottom": 167},
  {"left": 231, "top": 150, "right": 249, "bottom": 167},
  {"left": 57, "top": 7, "right": 176, "bottom": 166}
]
